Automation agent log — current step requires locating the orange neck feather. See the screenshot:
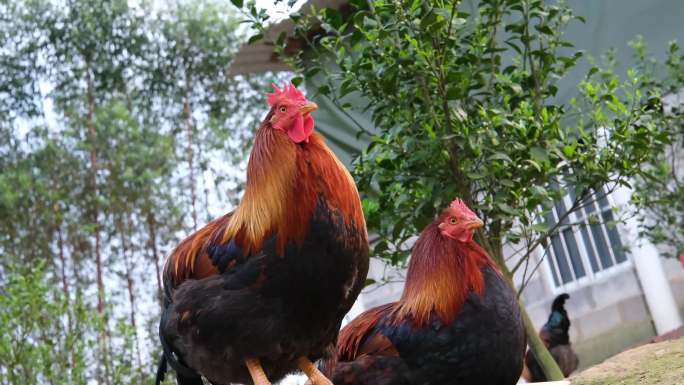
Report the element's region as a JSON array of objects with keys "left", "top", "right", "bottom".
[
  {"left": 394, "top": 222, "right": 496, "bottom": 326},
  {"left": 223, "top": 124, "right": 366, "bottom": 255}
]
